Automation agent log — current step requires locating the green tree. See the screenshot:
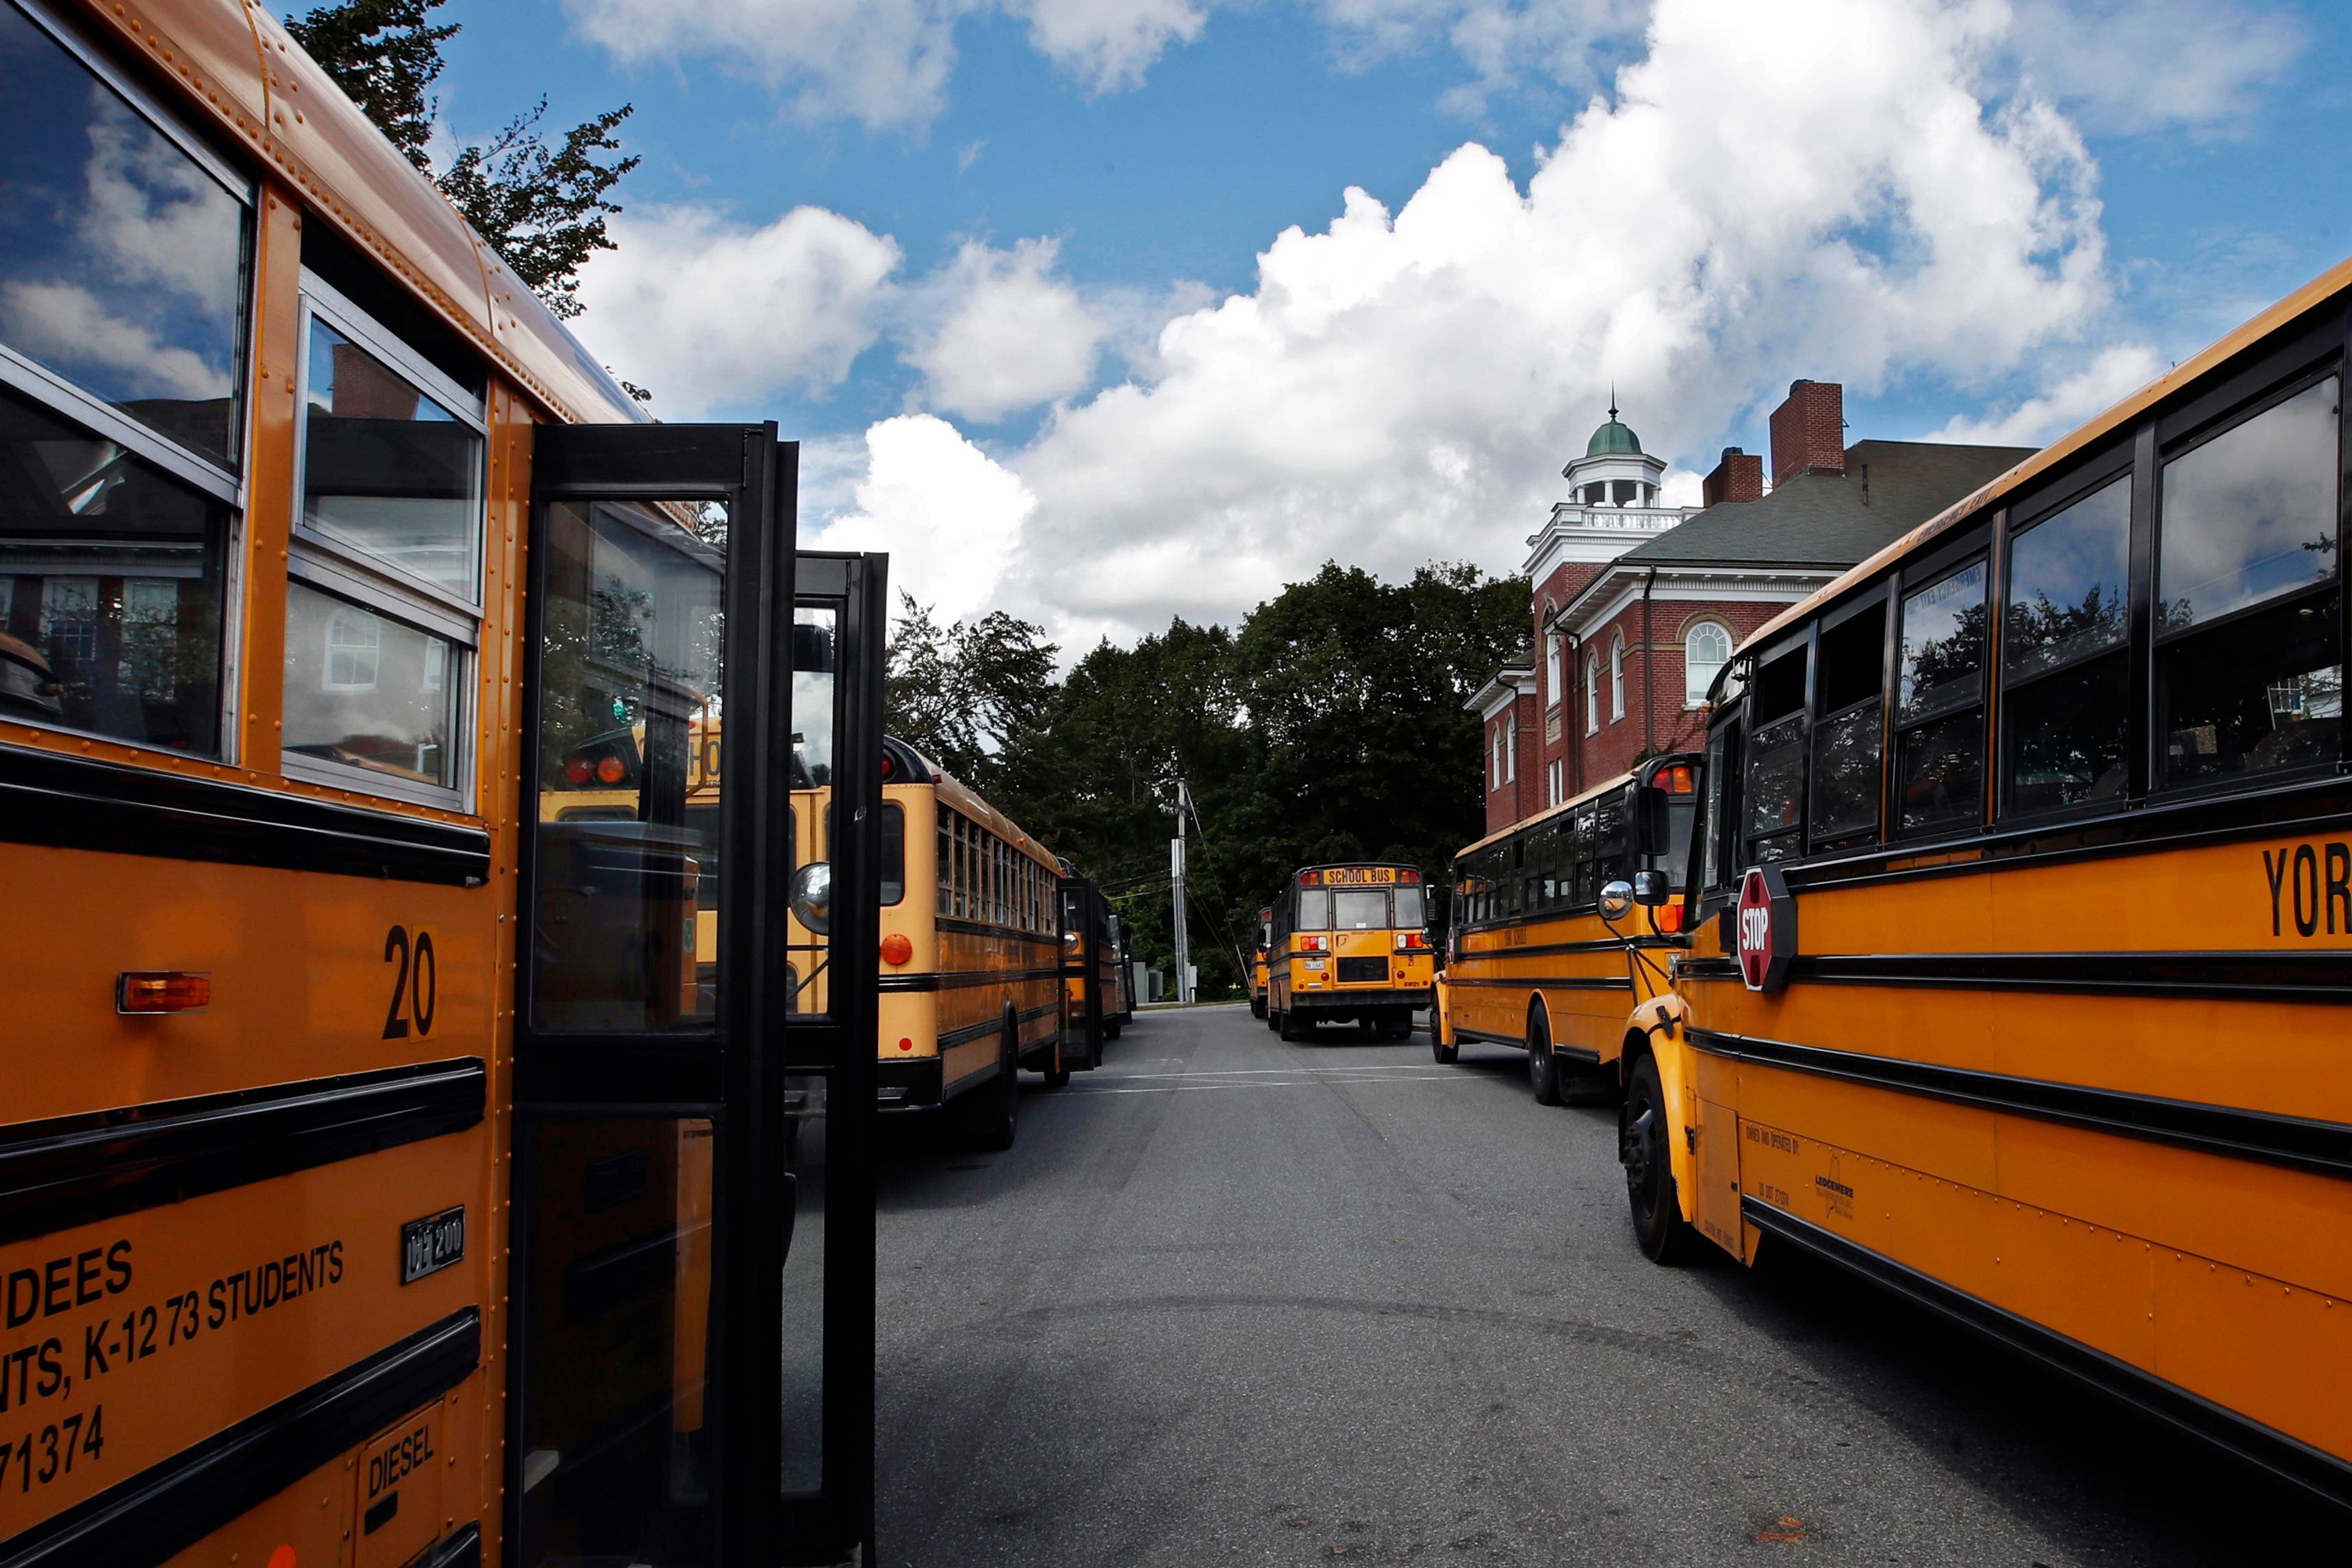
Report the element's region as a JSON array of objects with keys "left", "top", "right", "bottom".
[
  {"left": 285, "top": 0, "right": 638, "bottom": 320},
  {"left": 883, "top": 594, "right": 1060, "bottom": 792}
]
